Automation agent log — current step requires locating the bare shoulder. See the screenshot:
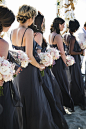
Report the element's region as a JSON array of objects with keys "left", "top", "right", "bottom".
[
  {"left": 55, "top": 34, "right": 62, "bottom": 42},
  {"left": 35, "top": 32, "right": 42, "bottom": 38},
  {"left": 0, "top": 38, "right": 9, "bottom": 47},
  {"left": 25, "top": 28, "right": 33, "bottom": 36},
  {"left": 70, "top": 35, "right": 75, "bottom": 42},
  {"left": 11, "top": 28, "right": 18, "bottom": 36},
  {"left": 56, "top": 34, "right": 61, "bottom": 39}
]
